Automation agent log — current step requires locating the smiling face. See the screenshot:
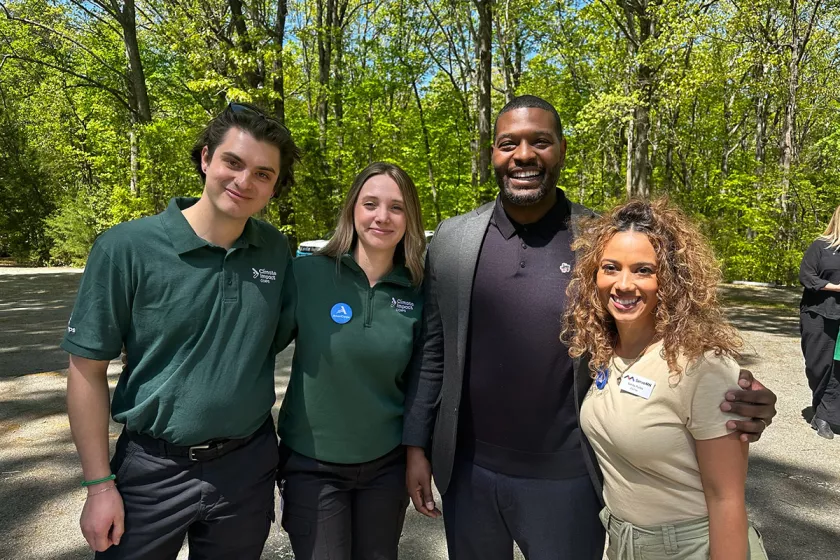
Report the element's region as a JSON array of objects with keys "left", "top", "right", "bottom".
[
  {"left": 200, "top": 127, "right": 281, "bottom": 221},
  {"left": 492, "top": 107, "right": 566, "bottom": 206},
  {"left": 353, "top": 174, "right": 407, "bottom": 256},
  {"left": 596, "top": 231, "right": 659, "bottom": 335}
]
